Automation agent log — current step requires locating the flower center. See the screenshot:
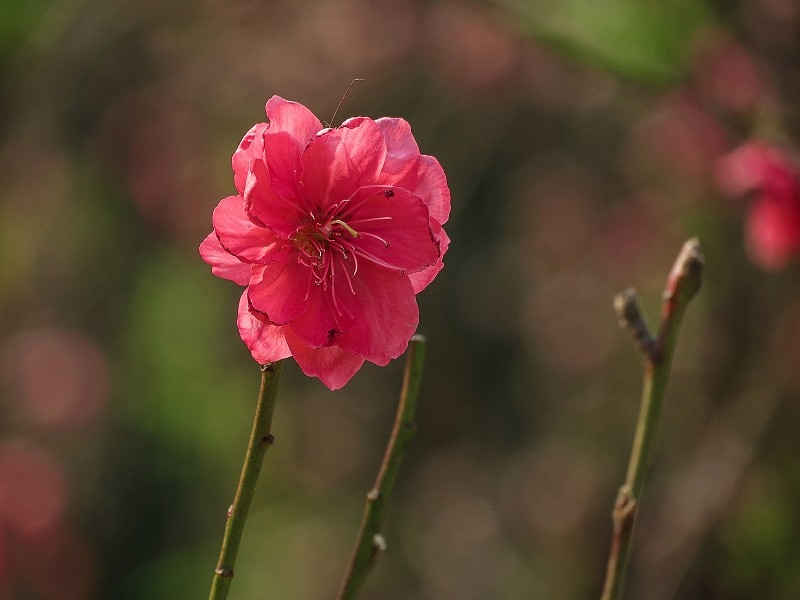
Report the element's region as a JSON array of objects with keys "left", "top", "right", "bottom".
[
  {"left": 291, "top": 212, "right": 361, "bottom": 288},
  {"left": 289, "top": 194, "right": 395, "bottom": 318}
]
